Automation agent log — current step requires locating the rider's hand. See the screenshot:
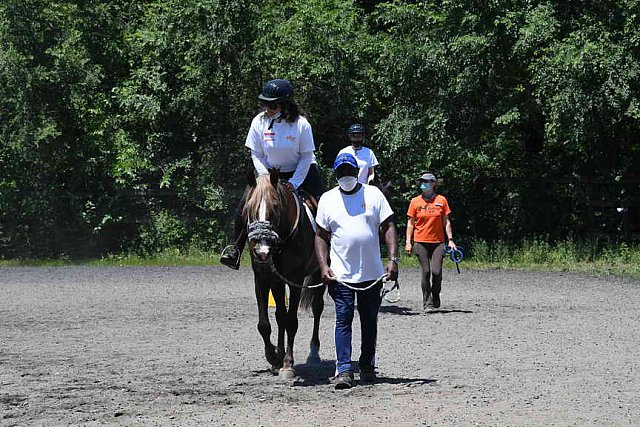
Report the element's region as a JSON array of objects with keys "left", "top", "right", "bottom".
[
  {"left": 284, "top": 182, "right": 295, "bottom": 192},
  {"left": 404, "top": 242, "right": 413, "bottom": 256},
  {"left": 386, "top": 261, "right": 398, "bottom": 281},
  {"left": 320, "top": 265, "right": 336, "bottom": 283}
]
